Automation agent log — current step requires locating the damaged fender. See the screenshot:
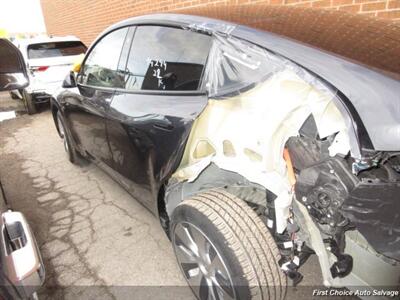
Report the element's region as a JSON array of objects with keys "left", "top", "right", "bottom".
[{"left": 168, "top": 35, "right": 351, "bottom": 235}]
